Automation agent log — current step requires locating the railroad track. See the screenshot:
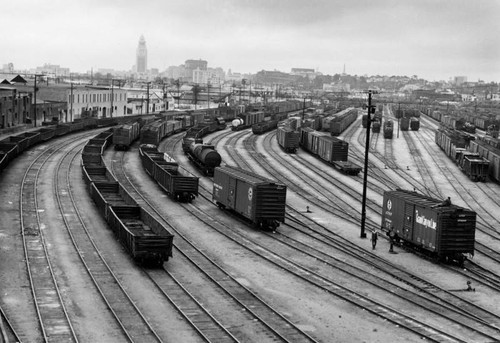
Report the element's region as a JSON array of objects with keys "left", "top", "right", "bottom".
[
  {"left": 184, "top": 160, "right": 496, "bottom": 342},
  {"left": 55, "top": 139, "right": 163, "bottom": 342},
  {"left": 214, "top": 129, "right": 500, "bottom": 342},
  {"left": 19, "top": 133, "right": 92, "bottom": 342},
  {"left": 108, "top": 147, "right": 319, "bottom": 343}
]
